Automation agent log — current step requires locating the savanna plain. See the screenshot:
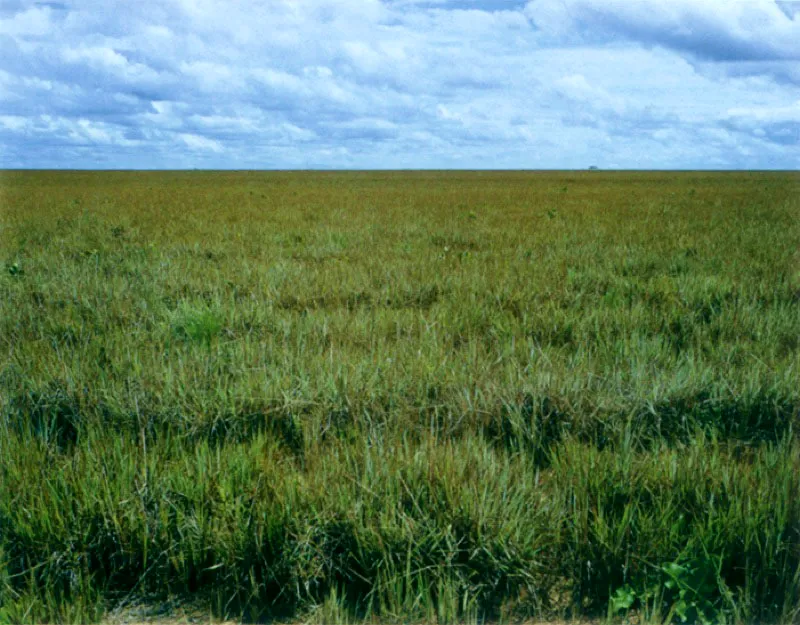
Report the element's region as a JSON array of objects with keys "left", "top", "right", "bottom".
[{"left": 0, "top": 171, "right": 799, "bottom": 624}]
